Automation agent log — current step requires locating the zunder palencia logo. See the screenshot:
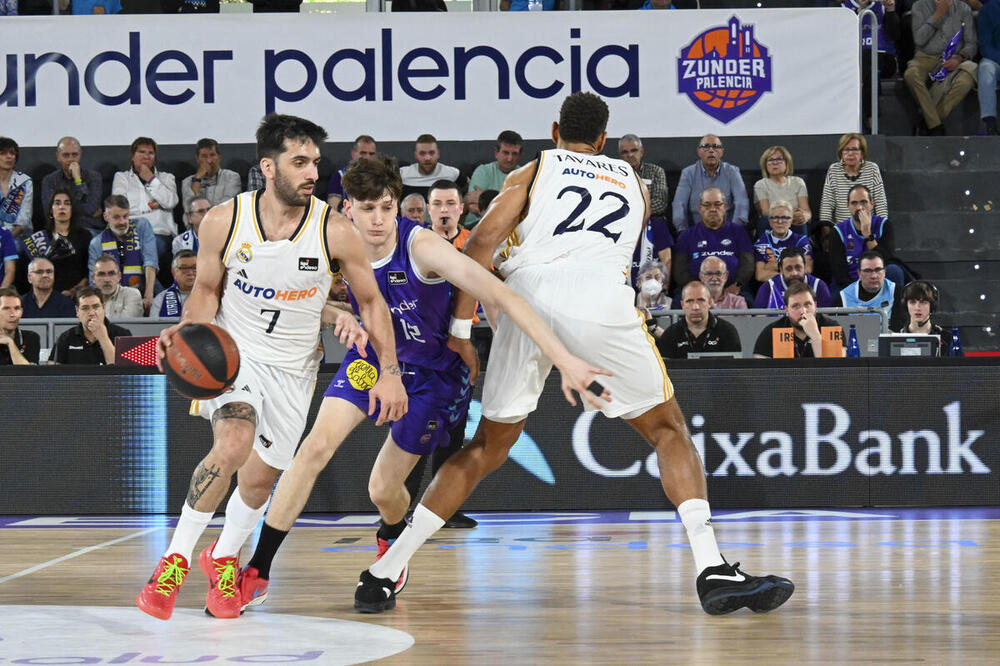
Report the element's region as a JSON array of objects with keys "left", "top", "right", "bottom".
[{"left": 677, "top": 16, "right": 772, "bottom": 123}]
